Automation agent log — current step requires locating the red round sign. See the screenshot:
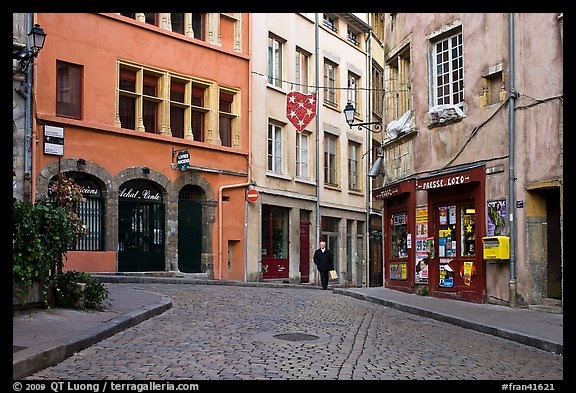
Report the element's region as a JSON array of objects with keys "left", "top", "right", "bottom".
[{"left": 246, "top": 189, "right": 259, "bottom": 203}]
